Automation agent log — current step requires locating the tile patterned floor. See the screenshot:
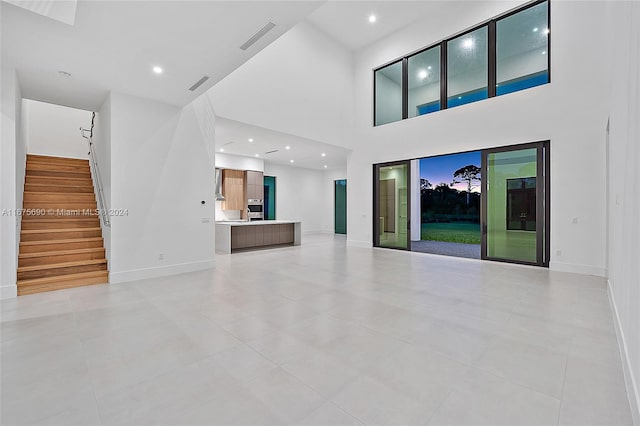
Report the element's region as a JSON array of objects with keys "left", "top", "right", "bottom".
[{"left": 0, "top": 234, "right": 633, "bottom": 425}]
